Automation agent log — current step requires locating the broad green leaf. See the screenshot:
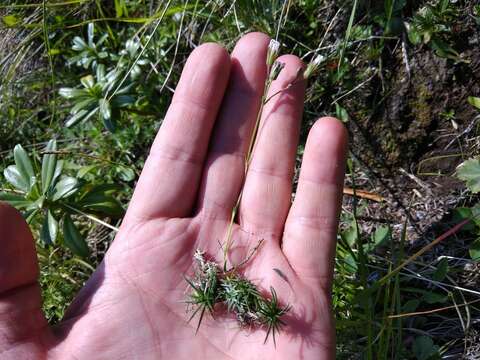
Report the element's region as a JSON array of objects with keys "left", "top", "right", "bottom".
[
  {"left": 52, "top": 177, "right": 80, "bottom": 201},
  {"left": 41, "top": 140, "right": 57, "bottom": 194},
  {"left": 456, "top": 158, "right": 480, "bottom": 193},
  {"left": 52, "top": 160, "right": 64, "bottom": 187},
  {"left": 407, "top": 25, "right": 421, "bottom": 45},
  {"left": 40, "top": 210, "right": 58, "bottom": 245},
  {"left": 111, "top": 95, "right": 135, "bottom": 108},
  {"left": 468, "top": 96, "right": 480, "bottom": 110},
  {"left": 4, "top": 165, "right": 29, "bottom": 192},
  {"left": 402, "top": 299, "right": 420, "bottom": 313},
  {"left": 422, "top": 291, "right": 448, "bottom": 304},
  {"left": 71, "top": 98, "right": 97, "bottom": 115},
  {"left": 59, "top": 87, "right": 86, "bottom": 99},
  {"left": 0, "top": 193, "right": 32, "bottom": 208},
  {"left": 72, "top": 36, "right": 87, "bottom": 51},
  {"left": 372, "top": 225, "right": 391, "bottom": 247},
  {"left": 48, "top": 210, "right": 58, "bottom": 243},
  {"left": 65, "top": 107, "right": 98, "bottom": 127},
  {"left": 116, "top": 166, "right": 135, "bottom": 181},
  {"left": 13, "top": 144, "right": 35, "bottom": 191},
  {"left": 412, "top": 336, "right": 439, "bottom": 360},
  {"left": 63, "top": 215, "right": 89, "bottom": 257},
  {"left": 341, "top": 221, "right": 358, "bottom": 247}
]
